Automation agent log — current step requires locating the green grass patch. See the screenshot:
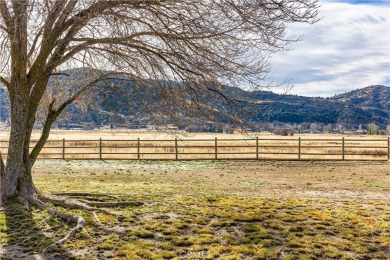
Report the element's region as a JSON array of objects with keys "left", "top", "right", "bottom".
[{"left": 1, "top": 160, "right": 388, "bottom": 259}]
